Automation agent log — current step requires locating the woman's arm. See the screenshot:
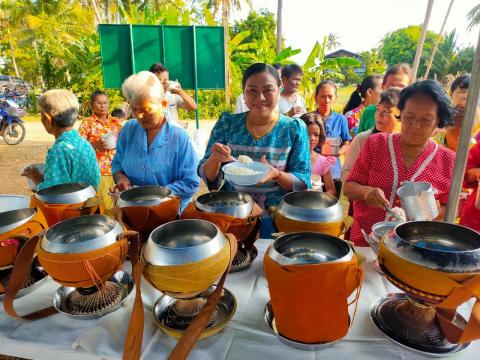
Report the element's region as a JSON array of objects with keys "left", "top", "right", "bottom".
[
  {"left": 198, "top": 113, "right": 232, "bottom": 189},
  {"left": 464, "top": 143, "right": 480, "bottom": 186},
  {"left": 323, "top": 171, "right": 336, "bottom": 197},
  {"left": 279, "top": 119, "right": 312, "bottom": 191},
  {"left": 203, "top": 143, "right": 233, "bottom": 181},
  {"left": 343, "top": 181, "right": 389, "bottom": 208},
  {"left": 338, "top": 140, "right": 350, "bottom": 156},
  {"left": 112, "top": 171, "right": 132, "bottom": 192},
  {"left": 166, "top": 133, "right": 200, "bottom": 200}
]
